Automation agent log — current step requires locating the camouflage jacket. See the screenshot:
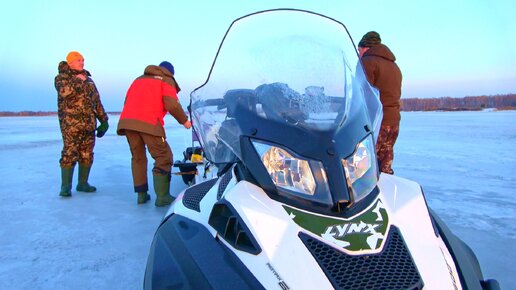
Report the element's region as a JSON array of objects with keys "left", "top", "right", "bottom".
[{"left": 55, "top": 61, "right": 108, "bottom": 132}]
